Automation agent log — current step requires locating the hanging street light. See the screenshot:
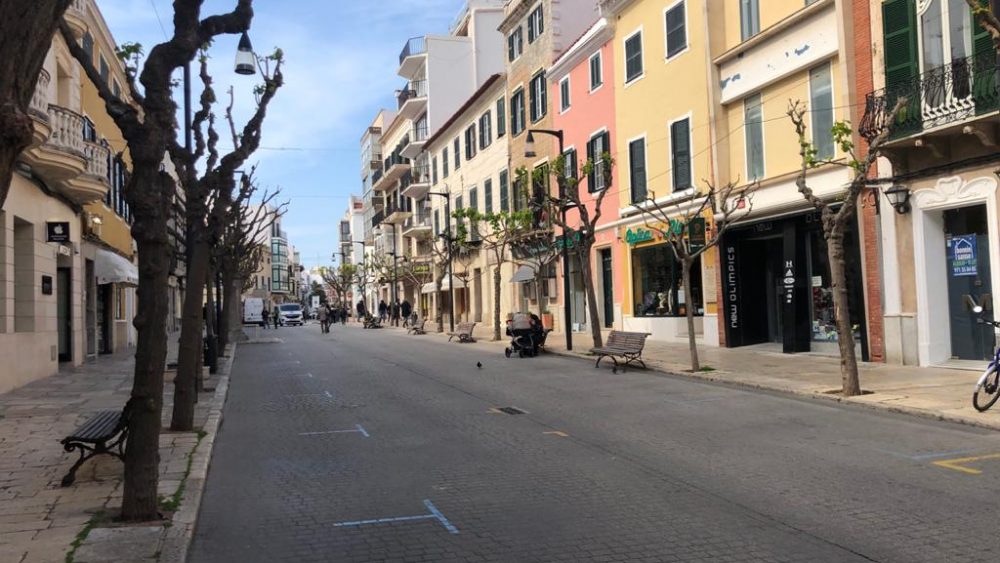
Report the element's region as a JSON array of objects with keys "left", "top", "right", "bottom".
[{"left": 234, "top": 31, "right": 257, "bottom": 76}]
